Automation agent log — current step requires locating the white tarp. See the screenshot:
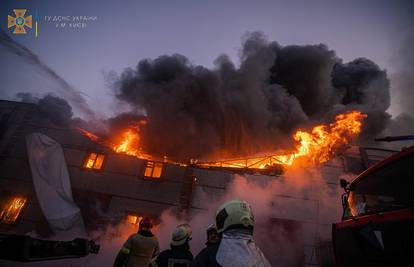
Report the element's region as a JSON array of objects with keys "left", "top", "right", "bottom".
[{"left": 26, "top": 132, "right": 85, "bottom": 234}]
